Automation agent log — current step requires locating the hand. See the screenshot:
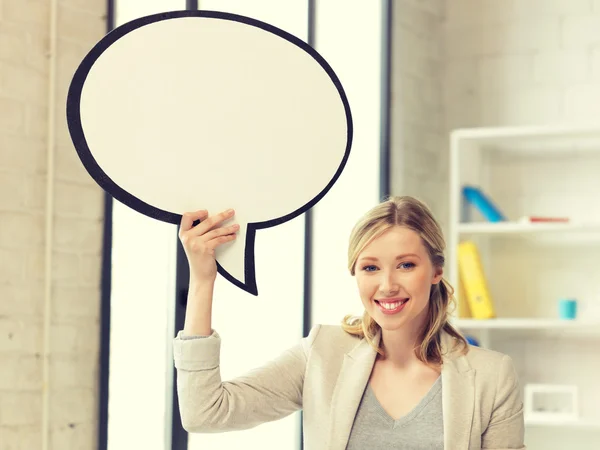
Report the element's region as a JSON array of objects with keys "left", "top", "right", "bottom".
[{"left": 178, "top": 209, "right": 239, "bottom": 283}]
